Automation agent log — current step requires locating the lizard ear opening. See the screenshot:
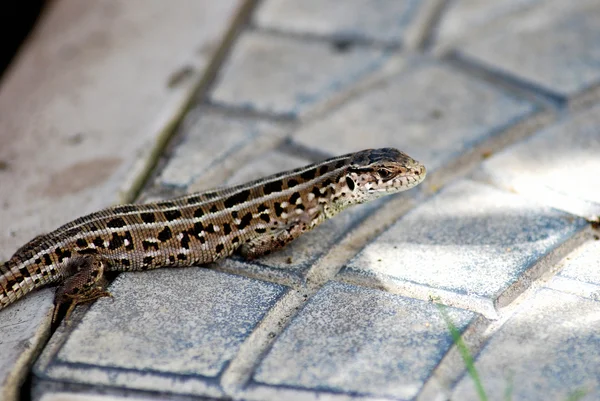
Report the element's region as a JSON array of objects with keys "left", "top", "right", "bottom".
[{"left": 345, "top": 176, "right": 356, "bottom": 191}]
